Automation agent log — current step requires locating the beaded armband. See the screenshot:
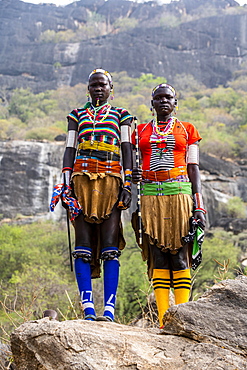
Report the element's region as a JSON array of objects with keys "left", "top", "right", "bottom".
[
  {"left": 62, "top": 167, "right": 73, "bottom": 172},
  {"left": 123, "top": 169, "right": 132, "bottom": 193},
  {"left": 193, "top": 193, "right": 207, "bottom": 214}
]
